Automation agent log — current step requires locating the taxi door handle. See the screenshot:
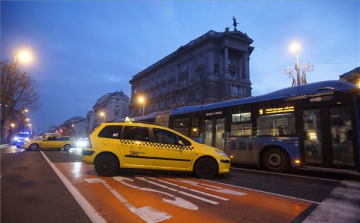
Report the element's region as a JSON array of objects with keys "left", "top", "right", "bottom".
[{"left": 156, "top": 147, "right": 164, "bottom": 150}]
